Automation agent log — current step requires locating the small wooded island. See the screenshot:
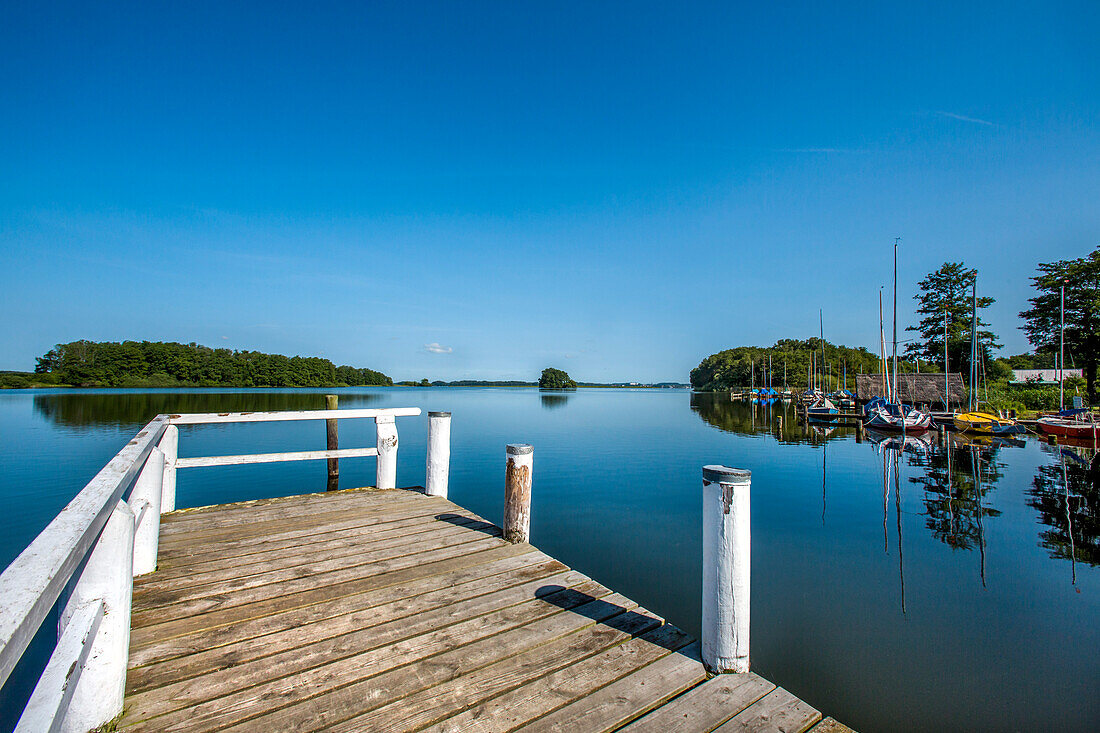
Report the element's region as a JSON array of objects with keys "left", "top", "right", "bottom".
[{"left": 538, "top": 367, "right": 577, "bottom": 389}]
